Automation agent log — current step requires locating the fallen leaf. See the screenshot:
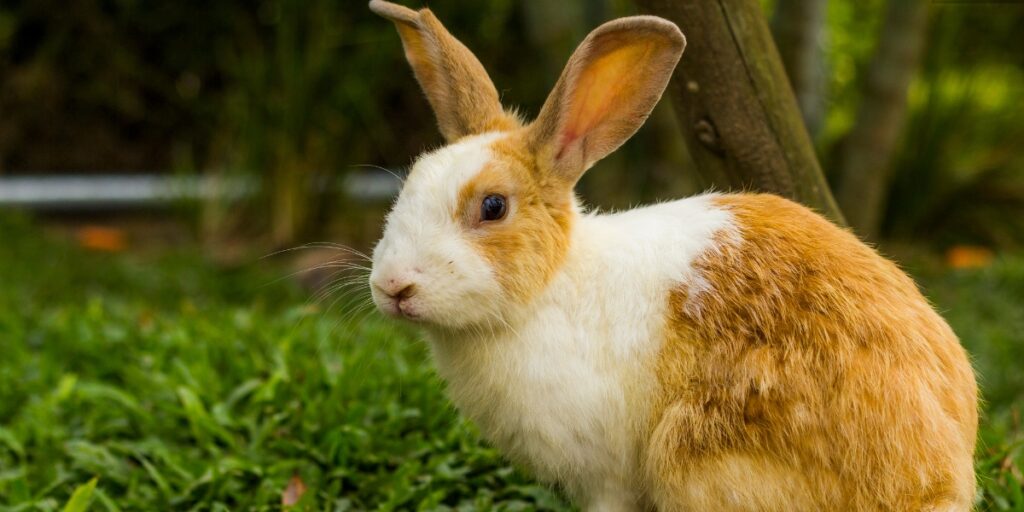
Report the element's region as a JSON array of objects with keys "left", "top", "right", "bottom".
[
  {"left": 946, "top": 245, "right": 994, "bottom": 269},
  {"left": 76, "top": 226, "right": 127, "bottom": 252},
  {"left": 281, "top": 473, "right": 307, "bottom": 507}
]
